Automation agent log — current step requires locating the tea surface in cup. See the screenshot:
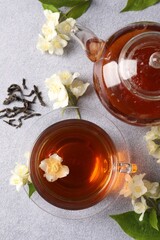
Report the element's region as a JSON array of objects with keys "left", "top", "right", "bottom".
[{"left": 30, "top": 119, "right": 118, "bottom": 210}]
